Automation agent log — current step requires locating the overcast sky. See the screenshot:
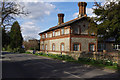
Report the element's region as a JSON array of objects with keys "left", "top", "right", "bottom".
[{"left": 15, "top": 0, "right": 105, "bottom": 41}]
